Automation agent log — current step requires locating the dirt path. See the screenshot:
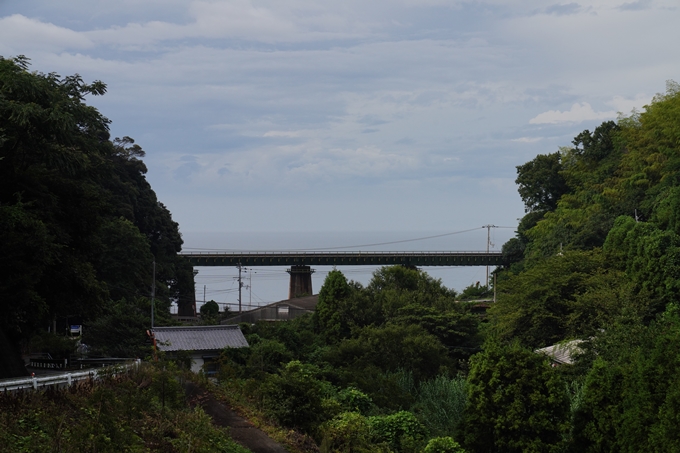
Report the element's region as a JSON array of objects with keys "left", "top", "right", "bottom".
[{"left": 184, "top": 382, "right": 289, "bottom": 453}]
